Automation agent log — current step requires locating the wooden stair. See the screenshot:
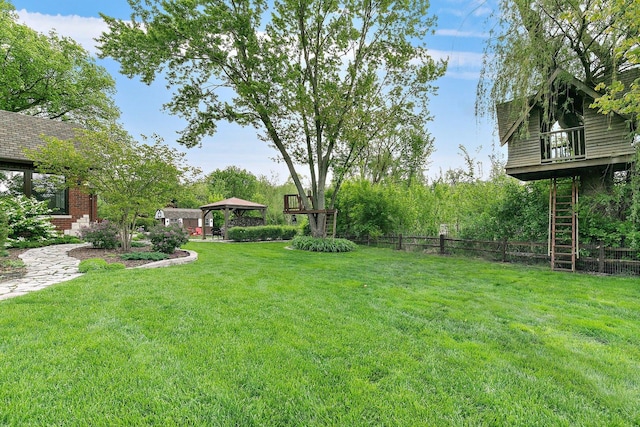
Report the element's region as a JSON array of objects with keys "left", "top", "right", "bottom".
[{"left": 549, "top": 177, "right": 578, "bottom": 272}]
